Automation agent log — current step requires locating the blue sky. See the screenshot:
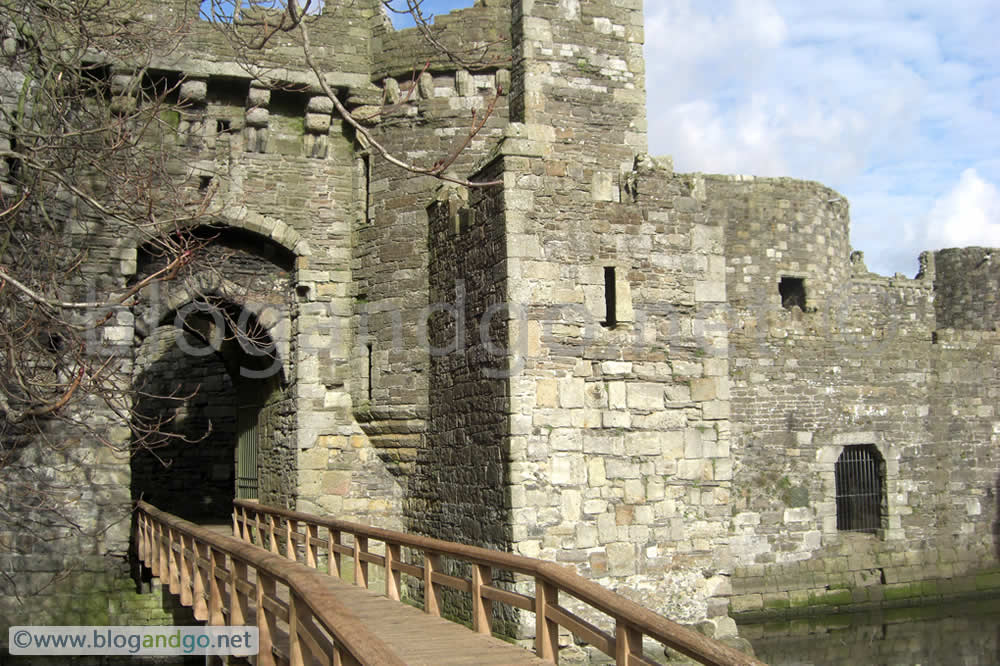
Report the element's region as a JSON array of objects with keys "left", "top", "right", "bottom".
[
  {"left": 643, "top": 1, "right": 1000, "bottom": 276},
  {"left": 272, "top": 1, "right": 1000, "bottom": 277}
]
